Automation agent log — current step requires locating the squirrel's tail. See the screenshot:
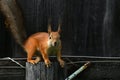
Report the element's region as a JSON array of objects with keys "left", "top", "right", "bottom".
[{"left": 0, "top": 0, "right": 26, "bottom": 47}]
